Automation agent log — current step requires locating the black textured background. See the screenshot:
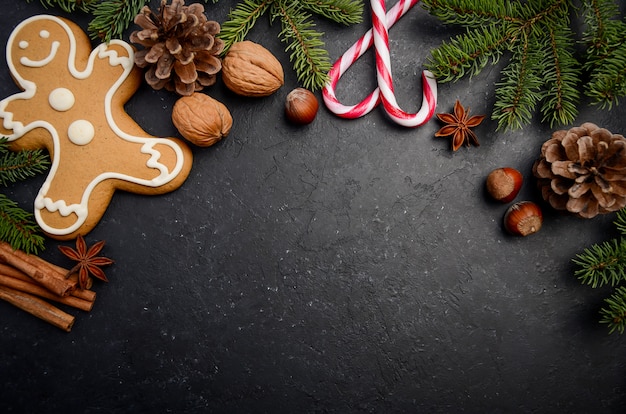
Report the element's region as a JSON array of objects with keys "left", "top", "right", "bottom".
[{"left": 1, "top": 1, "right": 625, "bottom": 413}]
